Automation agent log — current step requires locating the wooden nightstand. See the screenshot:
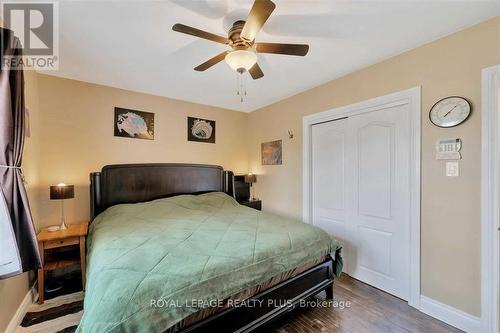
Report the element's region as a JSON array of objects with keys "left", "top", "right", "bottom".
[
  {"left": 238, "top": 199, "right": 262, "bottom": 211},
  {"left": 37, "top": 223, "right": 88, "bottom": 304}
]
